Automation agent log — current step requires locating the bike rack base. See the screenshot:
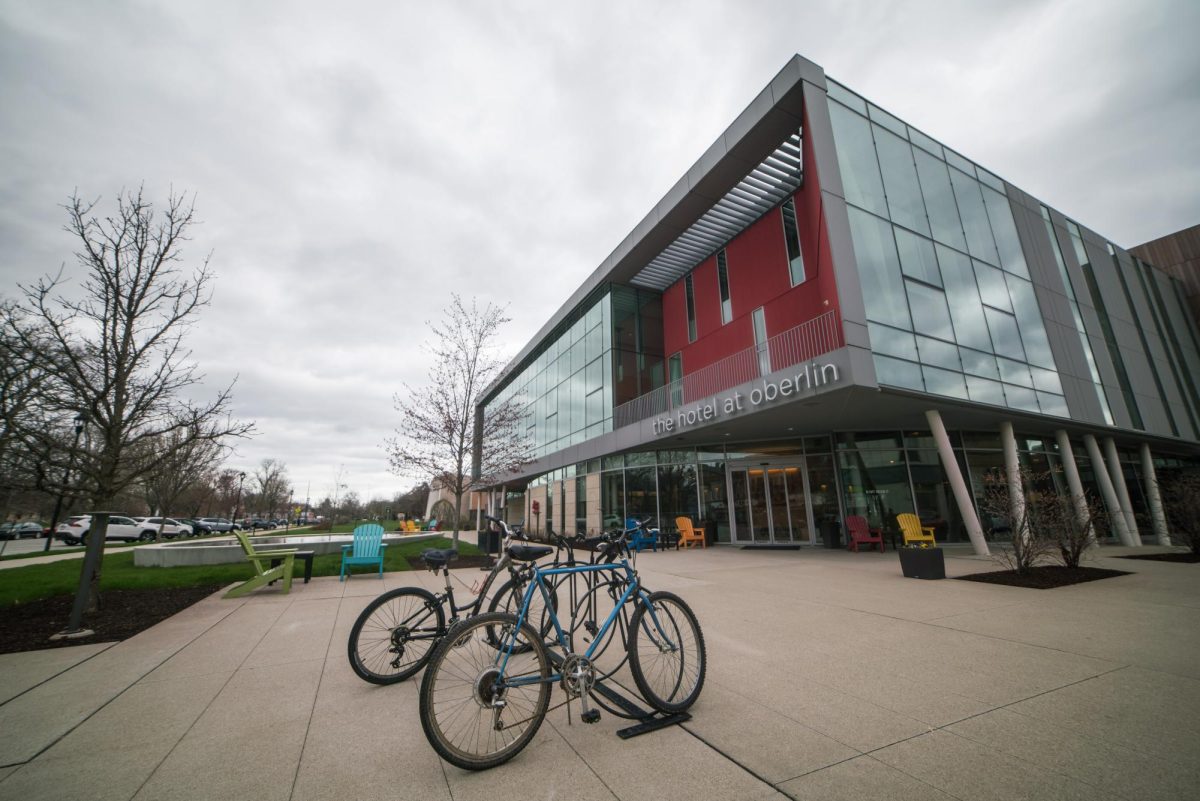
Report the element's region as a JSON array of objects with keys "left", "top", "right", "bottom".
[{"left": 582, "top": 663, "right": 692, "bottom": 740}]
